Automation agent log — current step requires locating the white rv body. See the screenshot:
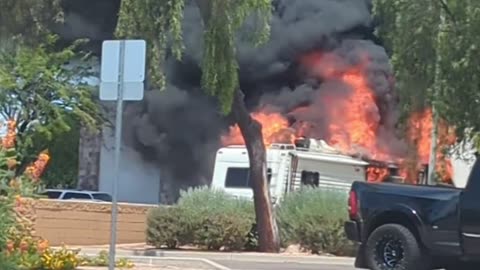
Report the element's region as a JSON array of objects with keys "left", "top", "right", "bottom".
[{"left": 210, "top": 139, "right": 369, "bottom": 202}]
